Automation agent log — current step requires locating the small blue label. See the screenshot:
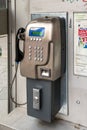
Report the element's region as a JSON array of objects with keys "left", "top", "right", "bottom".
[
  {"left": 29, "top": 27, "right": 45, "bottom": 37},
  {"left": 84, "top": 43, "right": 87, "bottom": 48}
]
